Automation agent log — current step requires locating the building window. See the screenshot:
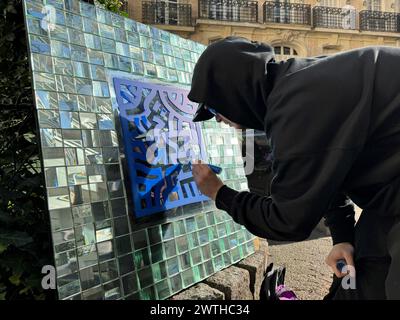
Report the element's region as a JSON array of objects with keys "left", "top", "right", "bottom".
[
  {"left": 319, "top": 0, "right": 338, "bottom": 7},
  {"left": 274, "top": 46, "right": 298, "bottom": 57},
  {"left": 366, "top": 0, "right": 382, "bottom": 11}
]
